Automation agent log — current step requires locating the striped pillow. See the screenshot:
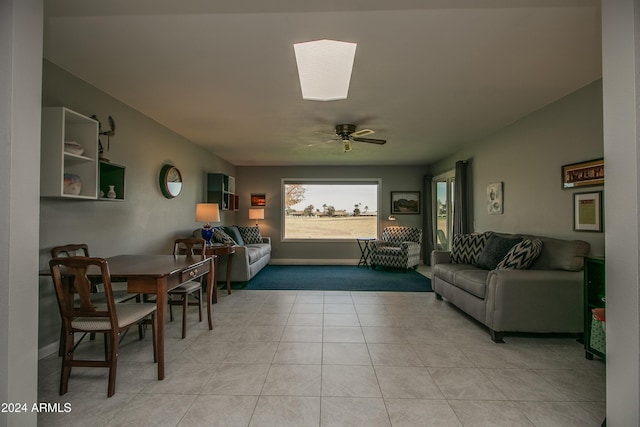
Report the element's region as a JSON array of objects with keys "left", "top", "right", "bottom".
[
  {"left": 496, "top": 239, "right": 543, "bottom": 270},
  {"left": 450, "top": 232, "right": 493, "bottom": 264}
]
